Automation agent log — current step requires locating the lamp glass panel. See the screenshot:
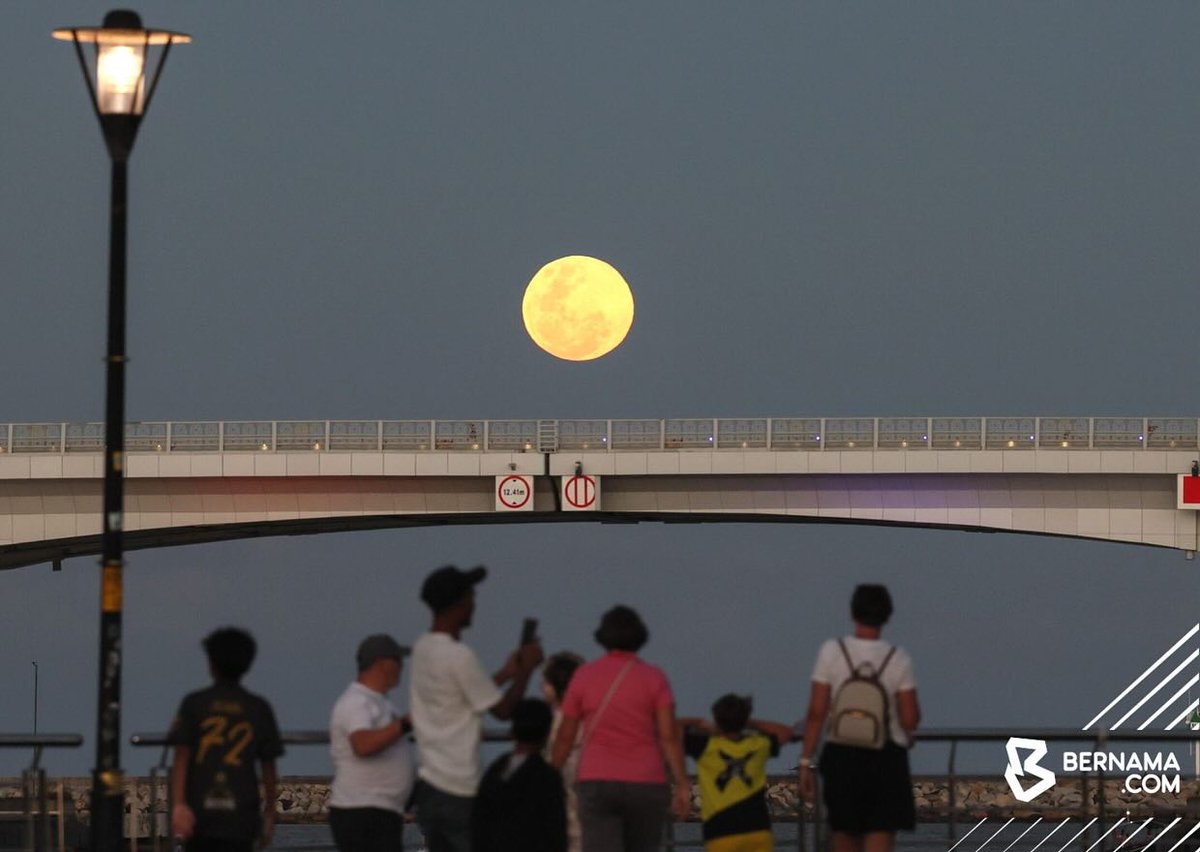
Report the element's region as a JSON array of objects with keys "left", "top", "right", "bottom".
[{"left": 96, "top": 43, "right": 145, "bottom": 114}]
